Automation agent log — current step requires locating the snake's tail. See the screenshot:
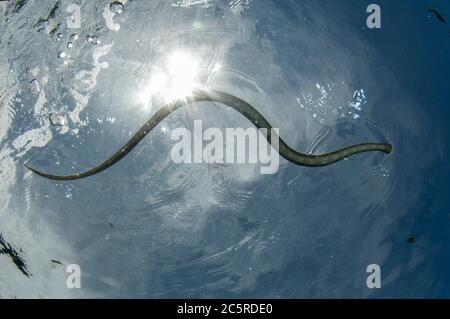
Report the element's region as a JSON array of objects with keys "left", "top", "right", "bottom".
[
  {"left": 24, "top": 164, "right": 83, "bottom": 181},
  {"left": 276, "top": 142, "right": 392, "bottom": 167},
  {"left": 383, "top": 143, "right": 393, "bottom": 153}
]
